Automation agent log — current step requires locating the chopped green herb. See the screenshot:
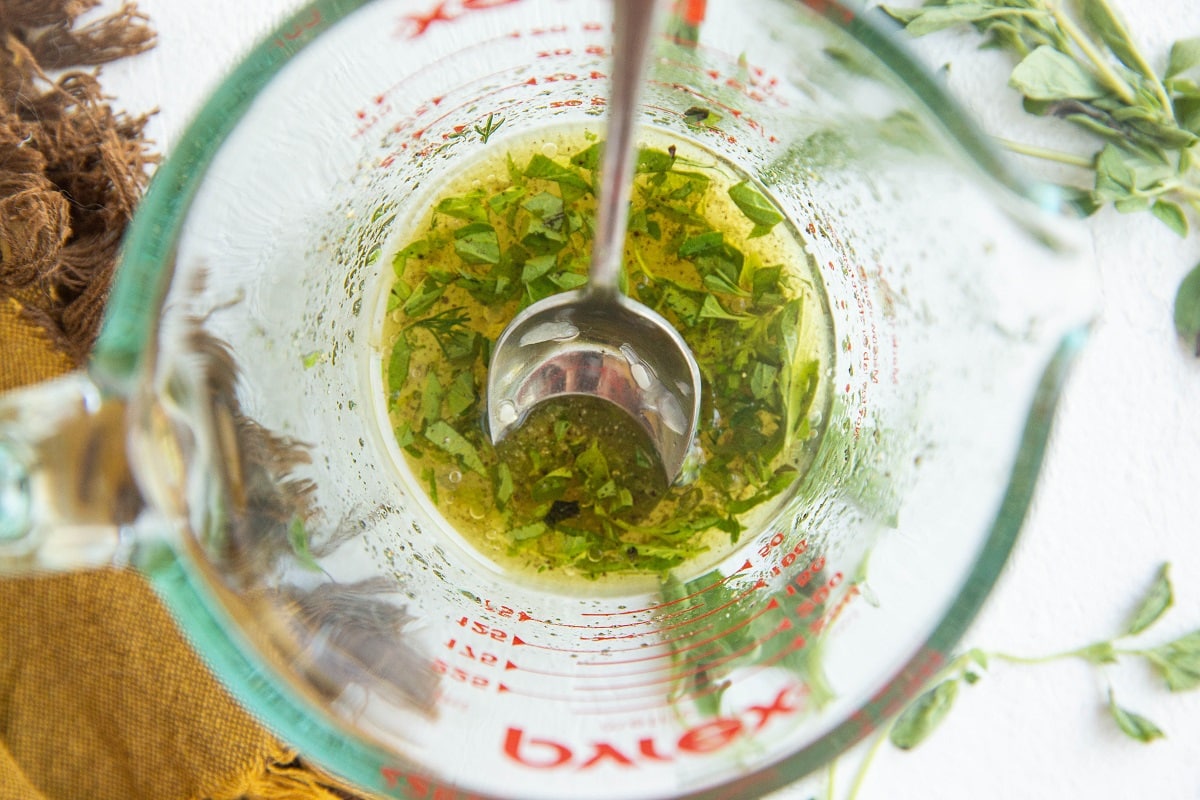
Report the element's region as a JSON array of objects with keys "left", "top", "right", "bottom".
[
  {"left": 379, "top": 129, "right": 830, "bottom": 581},
  {"left": 474, "top": 112, "right": 504, "bottom": 144},
  {"left": 287, "top": 516, "right": 322, "bottom": 572},
  {"left": 728, "top": 180, "right": 784, "bottom": 237},
  {"left": 436, "top": 191, "right": 489, "bottom": 223},
  {"left": 683, "top": 105, "right": 723, "bottom": 127},
  {"left": 423, "top": 420, "right": 486, "bottom": 476},
  {"left": 452, "top": 222, "right": 502, "bottom": 265}
]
